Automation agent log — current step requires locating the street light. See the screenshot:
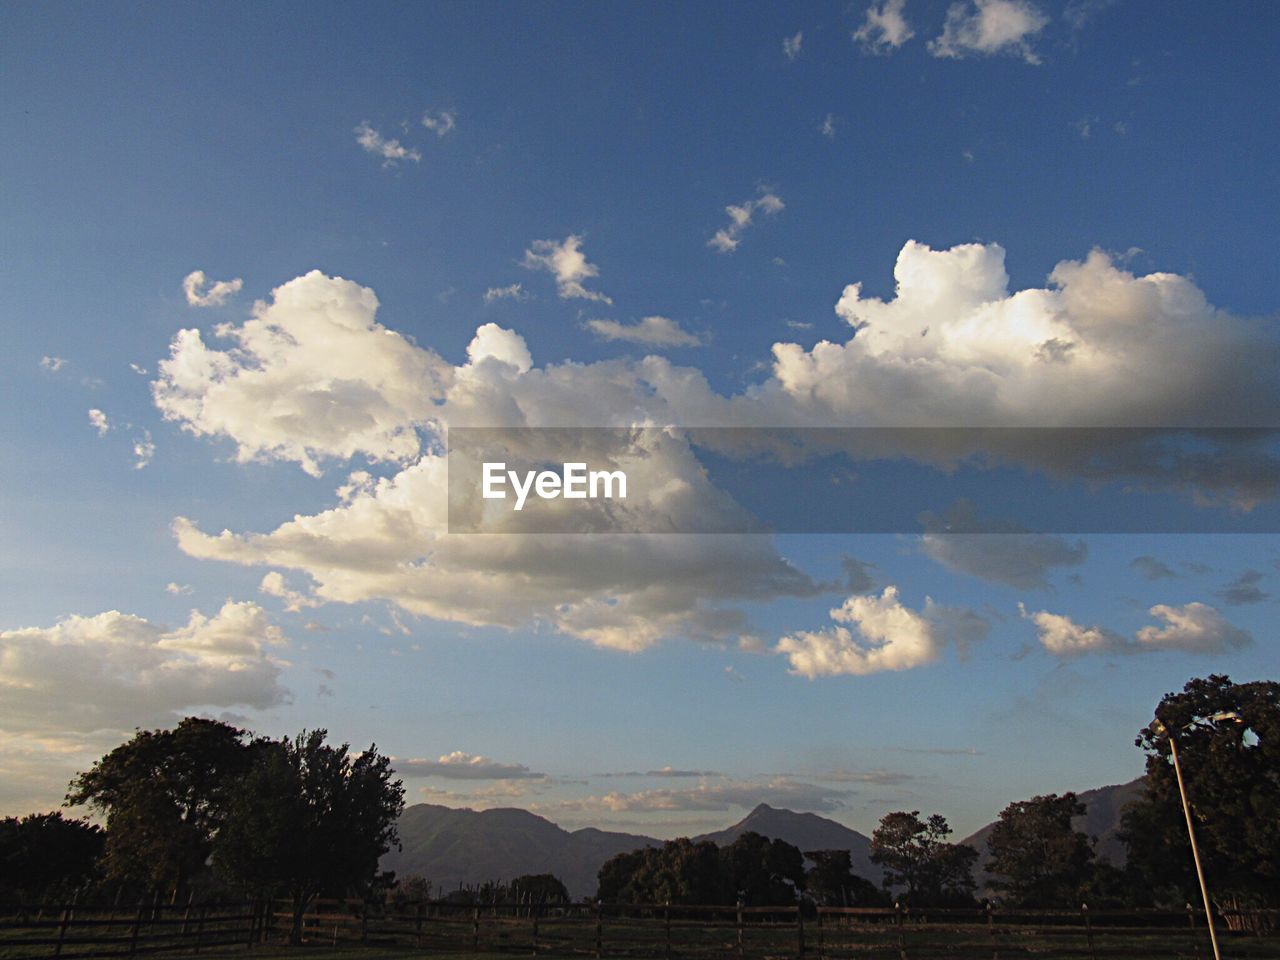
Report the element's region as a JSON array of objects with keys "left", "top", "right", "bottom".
[{"left": 1152, "top": 711, "right": 1242, "bottom": 960}]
